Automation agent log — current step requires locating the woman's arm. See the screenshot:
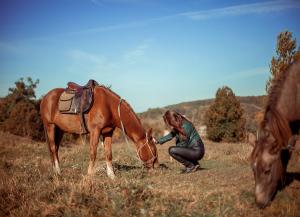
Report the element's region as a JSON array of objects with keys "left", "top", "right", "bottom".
[{"left": 157, "top": 131, "right": 176, "bottom": 145}]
